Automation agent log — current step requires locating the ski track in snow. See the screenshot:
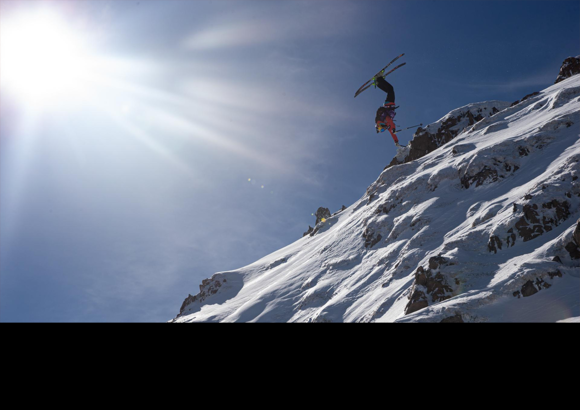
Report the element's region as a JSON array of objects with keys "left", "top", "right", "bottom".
[{"left": 173, "top": 74, "right": 580, "bottom": 323}]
